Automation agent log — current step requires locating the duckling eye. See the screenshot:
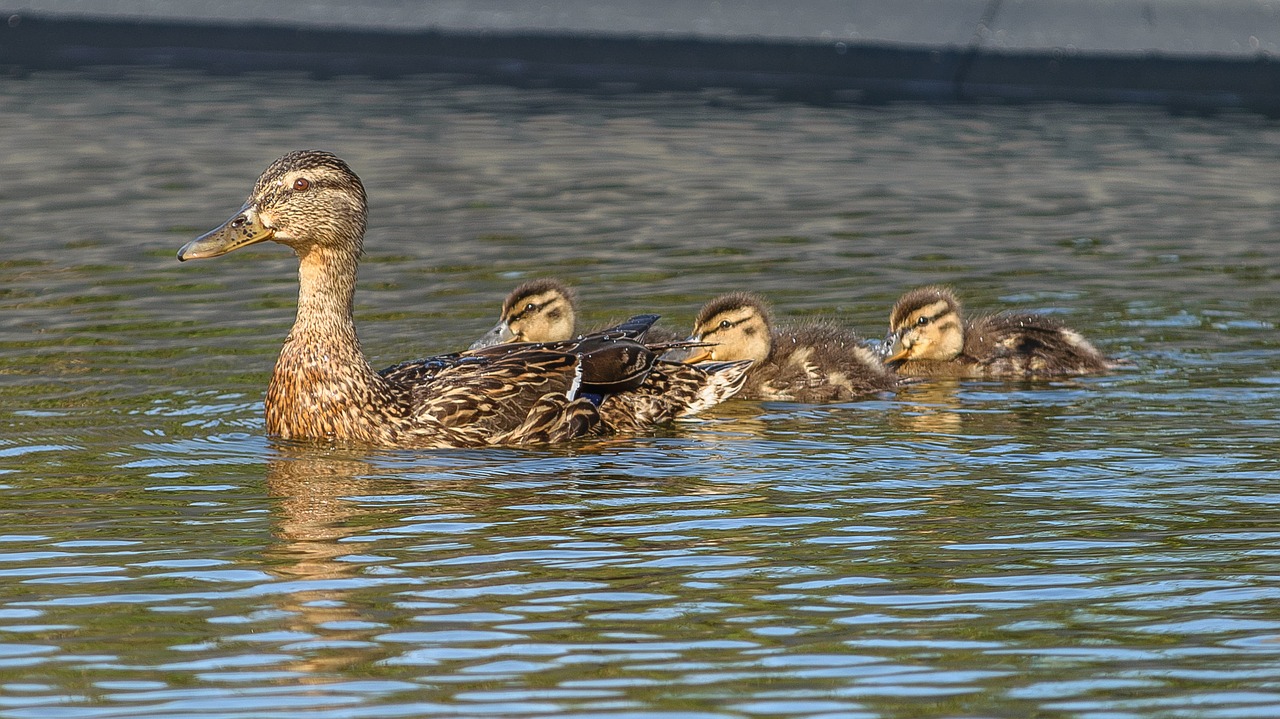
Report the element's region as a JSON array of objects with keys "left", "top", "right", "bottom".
[
  {"left": 917, "top": 316, "right": 930, "bottom": 326},
  {"left": 525, "top": 303, "right": 535, "bottom": 312},
  {"left": 719, "top": 320, "right": 731, "bottom": 329},
  {"left": 292, "top": 178, "right": 311, "bottom": 191}
]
